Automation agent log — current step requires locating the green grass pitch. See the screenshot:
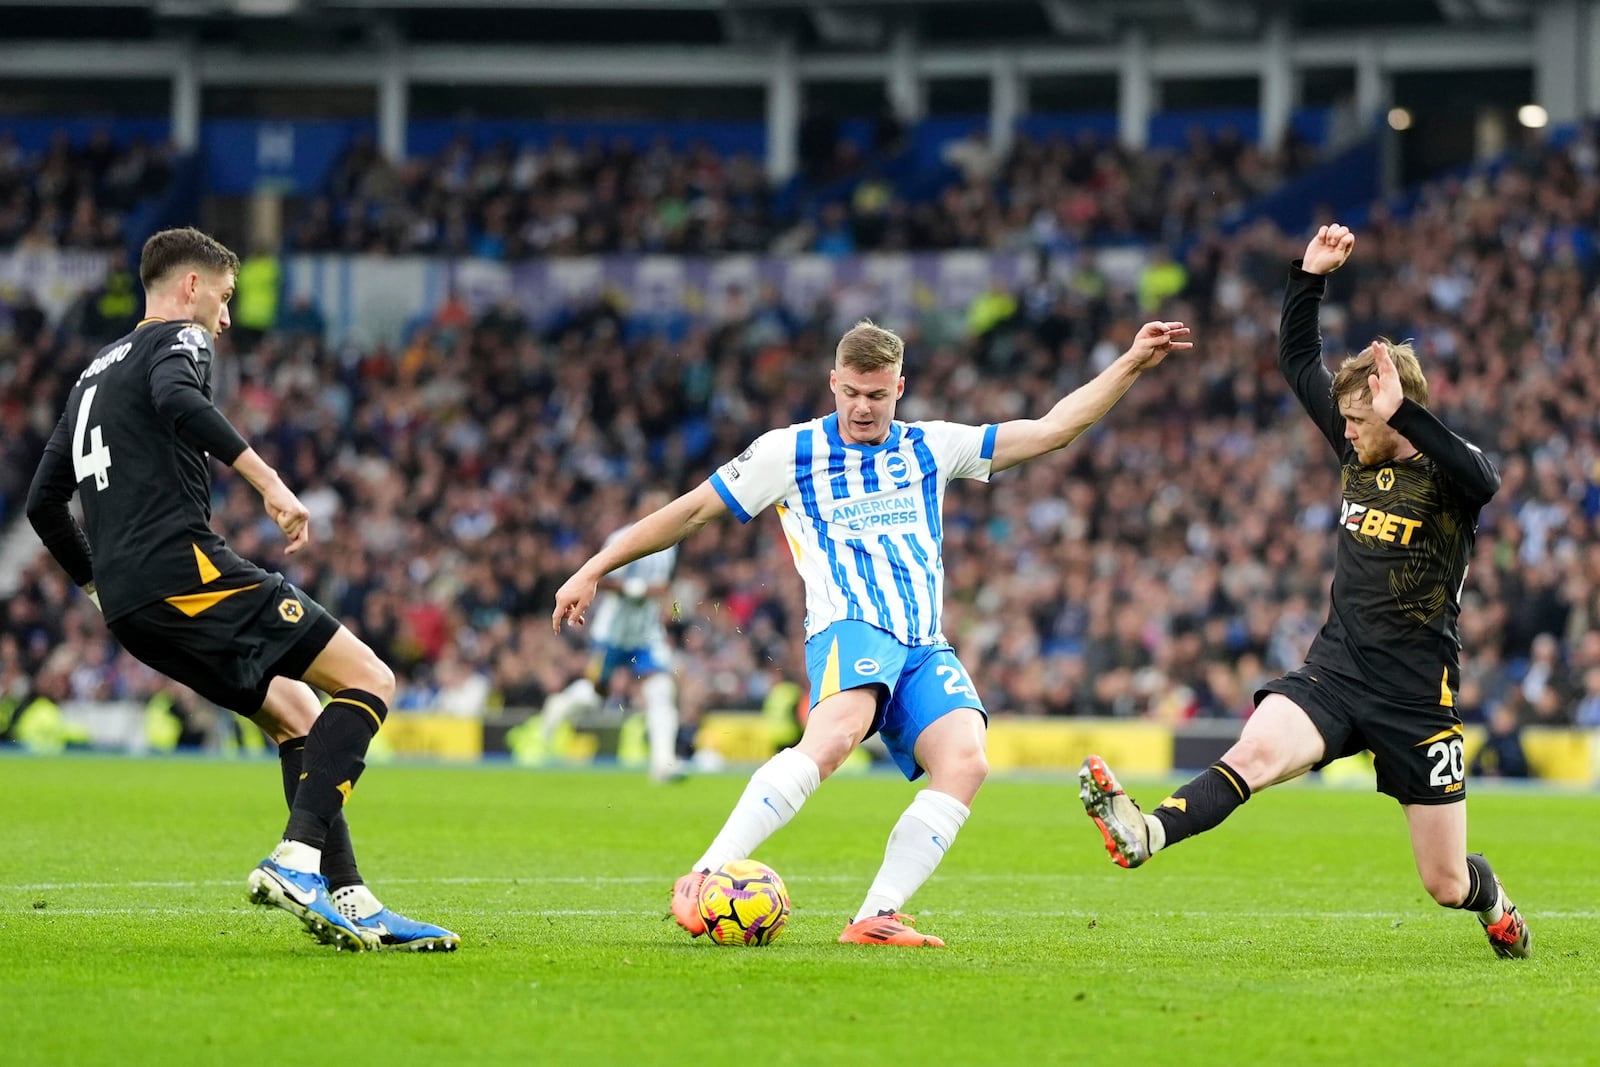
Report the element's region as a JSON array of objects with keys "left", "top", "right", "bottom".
[{"left": 2, "top": 756, "right": 1597, "bottom": 1066}]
